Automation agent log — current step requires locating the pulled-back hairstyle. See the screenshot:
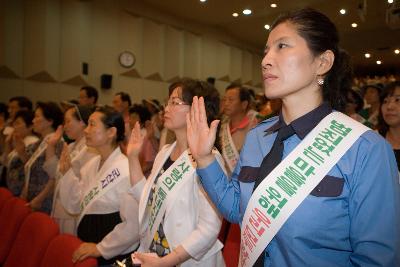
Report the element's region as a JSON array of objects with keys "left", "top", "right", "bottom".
[
  {"left": 36, "top": 102, "right": 64, "bottom": 130},
  {"left": 271, "top": 8, "right": 352, "bottom": 111},
  {"left": 95, "top": 106, "right": 125, "bottom": 143}
]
